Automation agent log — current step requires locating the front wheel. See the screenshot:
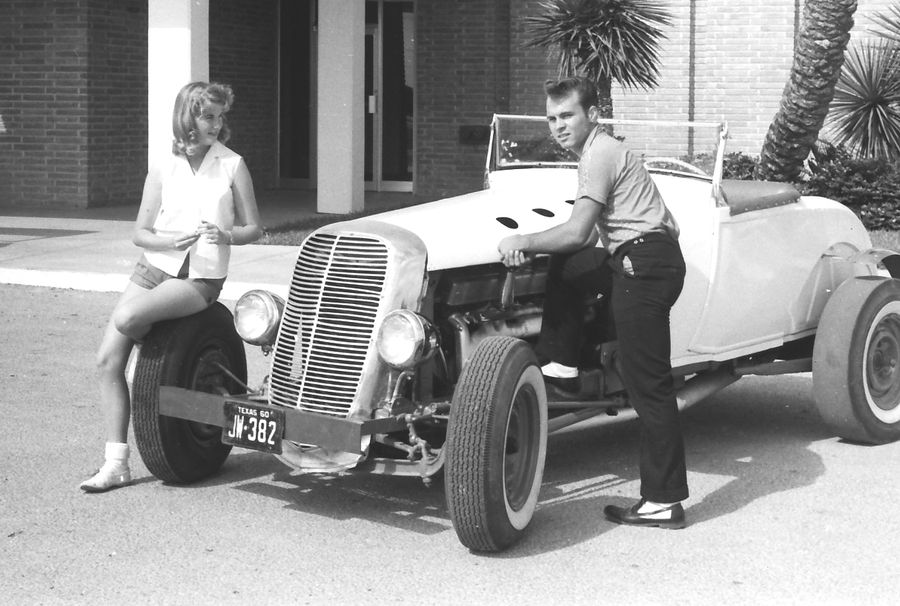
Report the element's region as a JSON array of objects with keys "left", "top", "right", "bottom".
[
  {"left": 445, "top": 337, "right": 548, "bottom": 552},
  {"left": 132, "top": 302, "right": 247, "bottom": 483},
  {"left": 813, "top": 277, "right": 900, "bottom": 444}
]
